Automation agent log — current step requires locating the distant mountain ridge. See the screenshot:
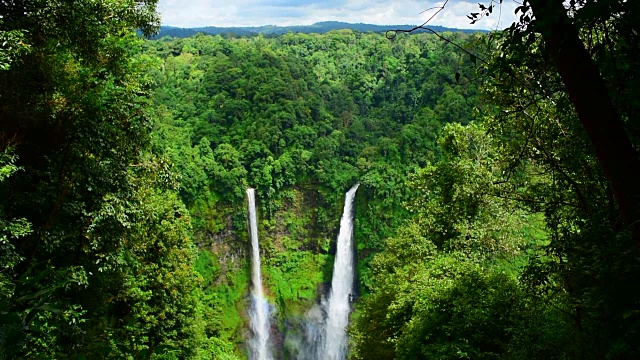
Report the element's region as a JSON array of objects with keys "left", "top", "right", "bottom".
[{"left": 153, "top": 21, "right": 484, "bottom": 39}]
